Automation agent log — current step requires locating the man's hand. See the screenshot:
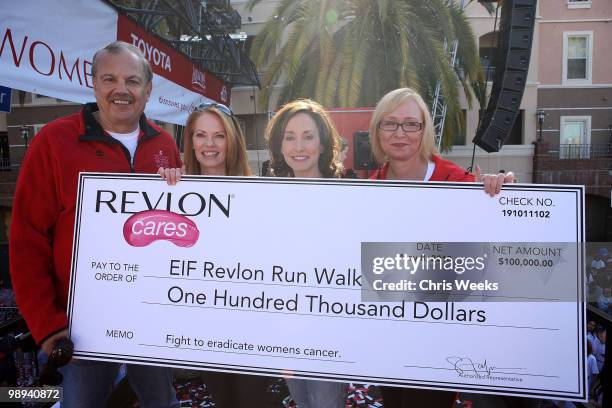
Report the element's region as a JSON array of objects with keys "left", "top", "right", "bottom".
[{"left": 41, "top": 329, "right": 69, "bottom": 356}]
